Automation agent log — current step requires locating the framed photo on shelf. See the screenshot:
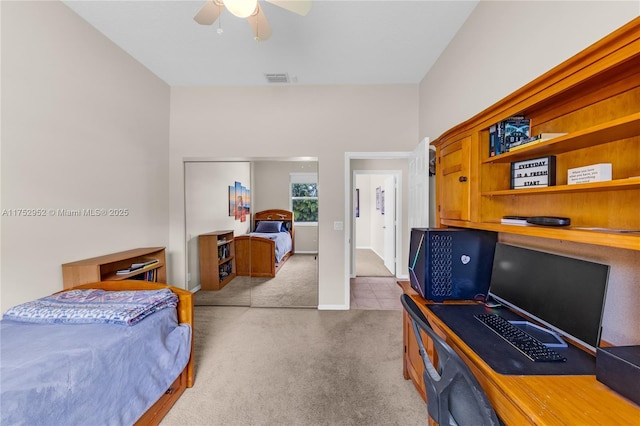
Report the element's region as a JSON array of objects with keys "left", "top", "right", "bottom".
[{"left": 511, "top": 156, "right": 556, "bottom": 189}]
